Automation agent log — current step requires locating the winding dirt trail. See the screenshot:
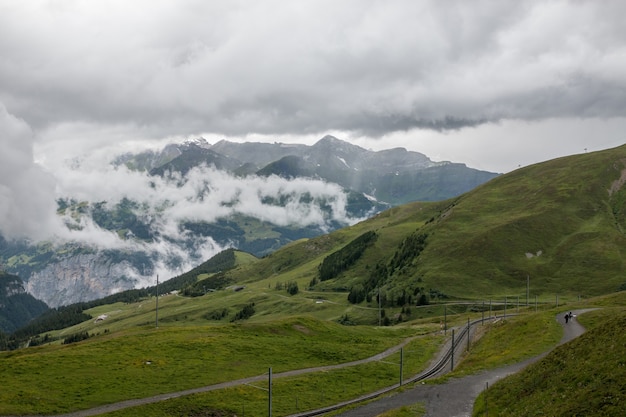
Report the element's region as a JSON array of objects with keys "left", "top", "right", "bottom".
[{"left": 332, "top": 309, "right": 592, "bottom": 417}]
